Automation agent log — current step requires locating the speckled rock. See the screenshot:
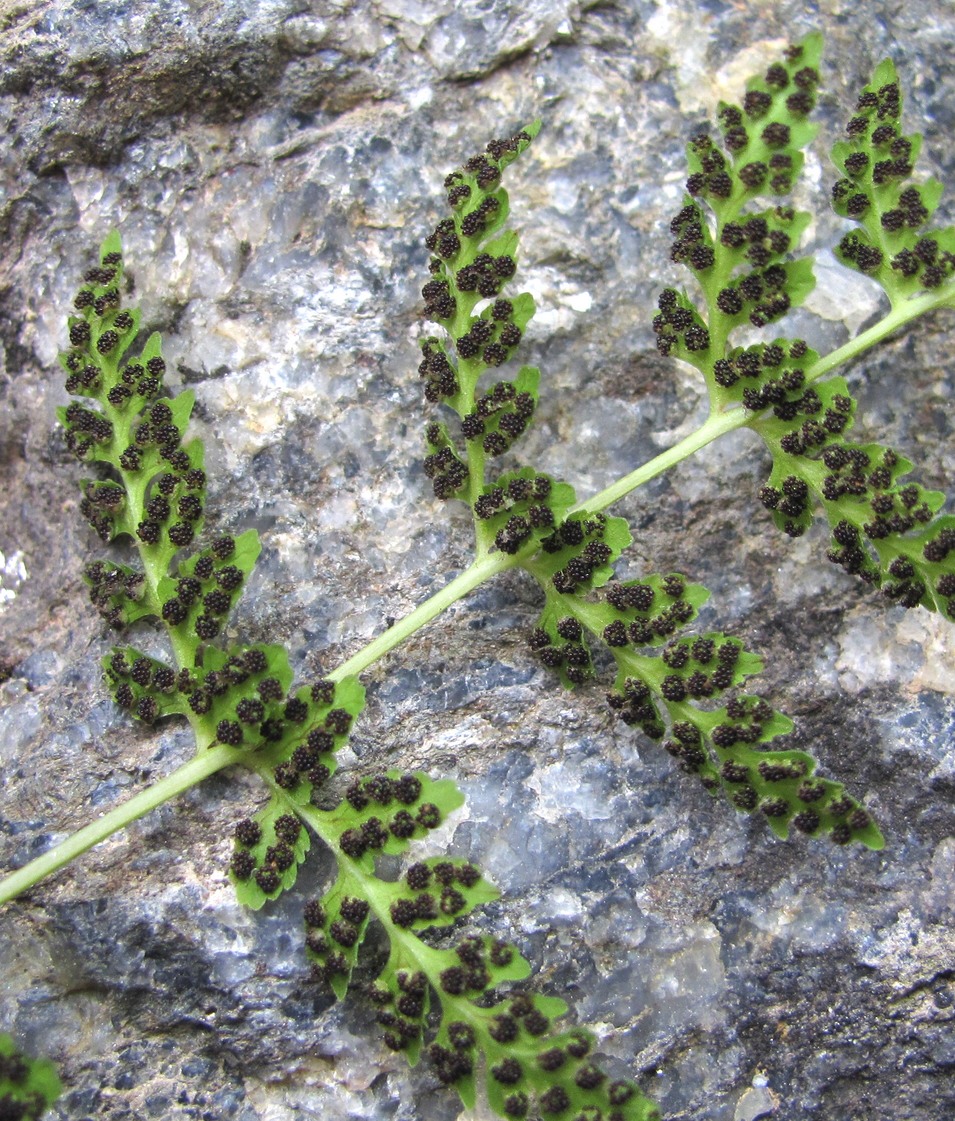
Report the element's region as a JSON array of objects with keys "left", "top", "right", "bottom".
[{"left": 1, "top": 2, "right": 954, "bottom": 1120}]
